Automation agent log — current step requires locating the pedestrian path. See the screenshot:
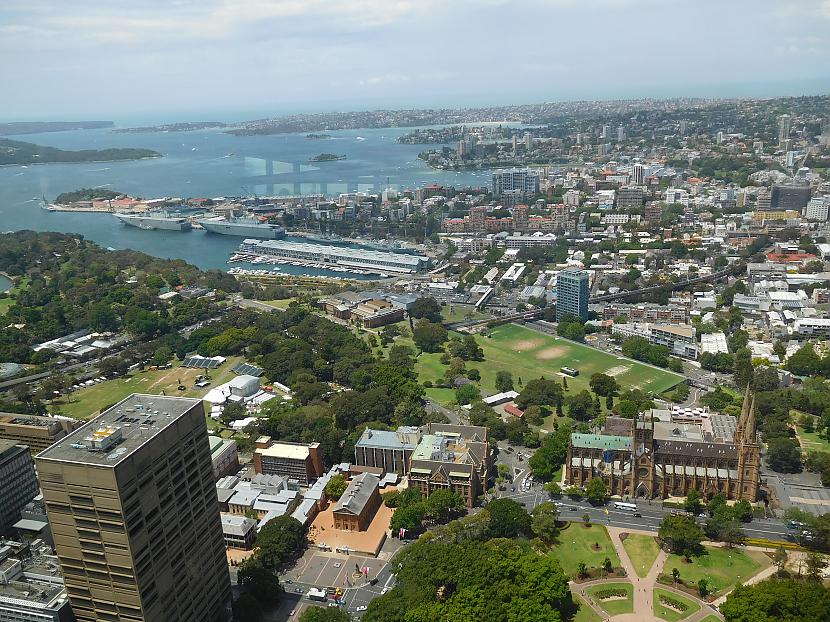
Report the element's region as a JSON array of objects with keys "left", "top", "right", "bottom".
[{"left": 570, "top": 526, "right": 723, "bottom": 622}]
